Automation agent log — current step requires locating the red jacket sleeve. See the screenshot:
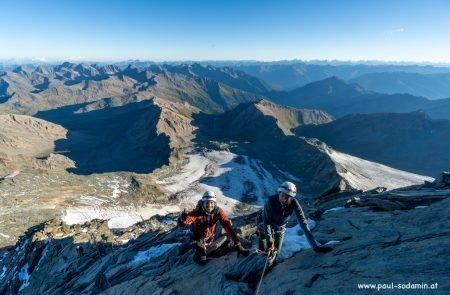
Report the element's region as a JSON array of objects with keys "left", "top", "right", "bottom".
[
  {"left": 178, "top": 209, "right": 200, "bottom": 227},
  {"left": 217, "top": 208, "right": 238, "bottom": 243}
]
